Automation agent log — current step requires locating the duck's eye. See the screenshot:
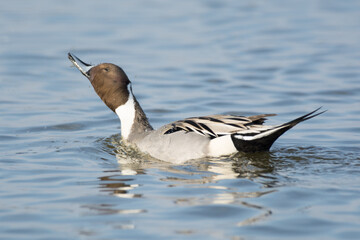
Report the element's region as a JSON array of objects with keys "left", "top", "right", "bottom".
[{"left": 103, "top": 68, "right": 109, "bottom": 72}]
